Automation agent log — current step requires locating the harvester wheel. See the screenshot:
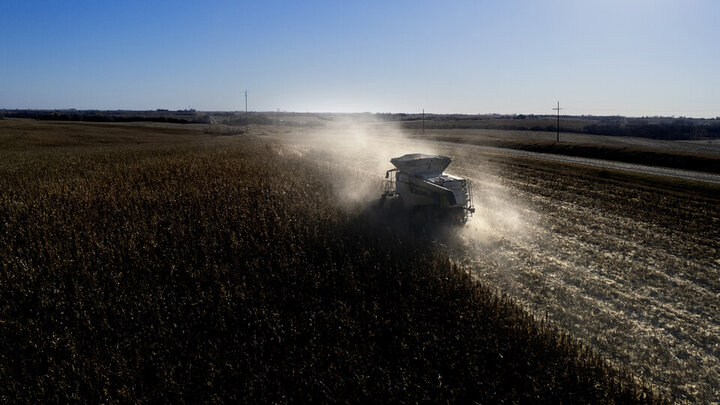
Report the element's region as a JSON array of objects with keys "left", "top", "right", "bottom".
[{"left": 377, "top": 194, "right": 387, "bottom": 208}]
